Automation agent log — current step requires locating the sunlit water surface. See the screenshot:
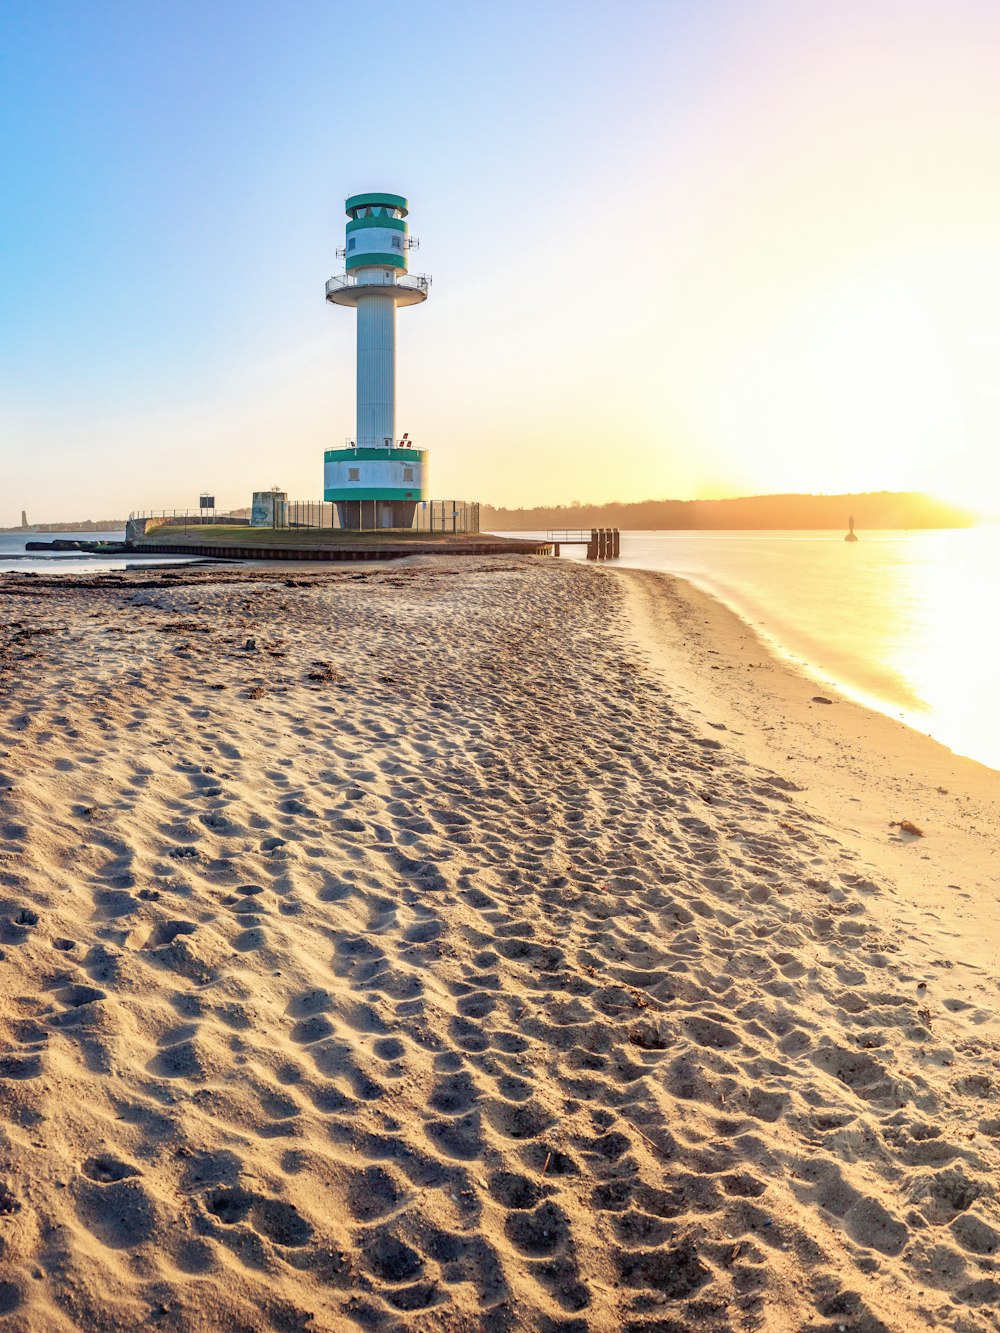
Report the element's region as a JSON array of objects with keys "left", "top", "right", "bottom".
[{"left": 496, "top": 528, "right": 1000, "bottom": 772}]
